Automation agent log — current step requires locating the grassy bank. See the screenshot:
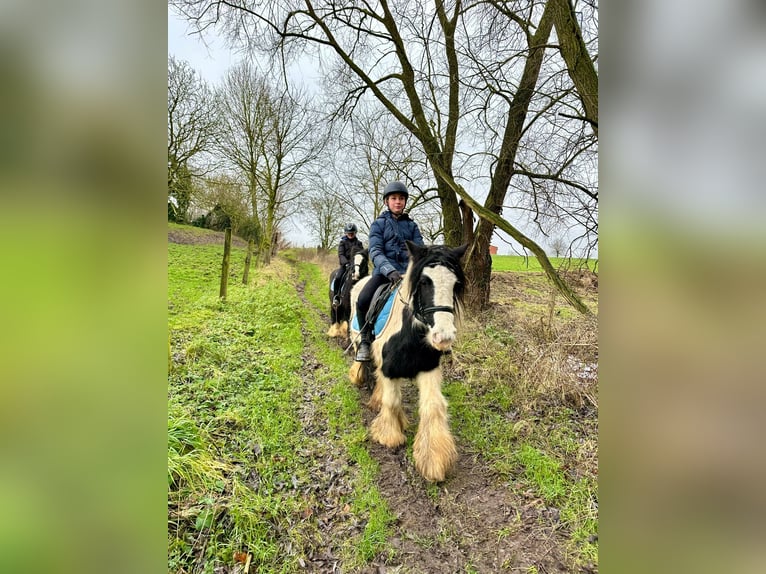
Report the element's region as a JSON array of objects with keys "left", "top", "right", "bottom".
[
  {"left": 168, "top": 230, "right": 598, "bottom": 572},
  {"left": 168, "top": 240, "right": 393, "bottom": 573}
]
